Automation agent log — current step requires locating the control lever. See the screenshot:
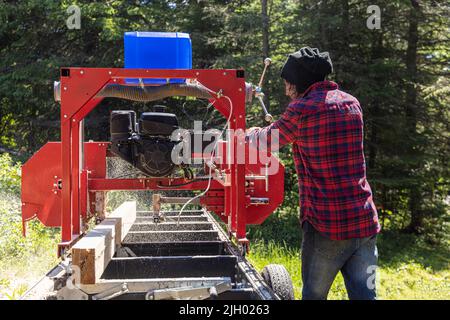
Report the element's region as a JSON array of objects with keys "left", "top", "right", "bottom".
[
  {"left": 257, "top": 95, "right": 273, "bottom": 123},
  {"left": 254, "top": 58, "right": 273, "bottom": 123},
  {"left": 258, "top": 58, "right": 272, "bottom": 88}
]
